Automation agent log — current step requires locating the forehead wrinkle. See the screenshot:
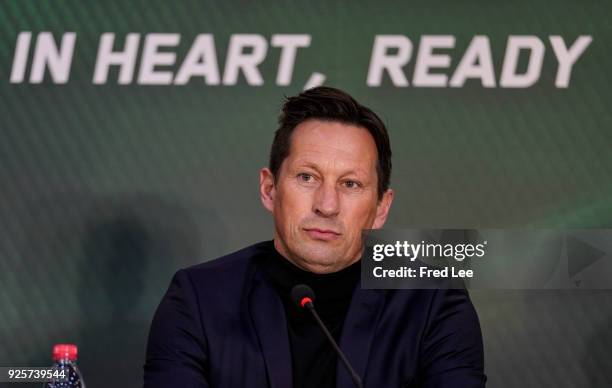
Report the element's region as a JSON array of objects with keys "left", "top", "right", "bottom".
[
  {"left": 299, "top": 136, "right": 373, "bottom": 157},
  {"left": 291, "top": 121, "right": 376, "bottom": 155},
  {"left": 294, "top": 135, "right": 376, "bottom": 160},
  {"left": 285, "top": 119, "right": 379, "bottom": 178},
  {"left": 291, "top": 153, "right": 373, "bottom": 179}
]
